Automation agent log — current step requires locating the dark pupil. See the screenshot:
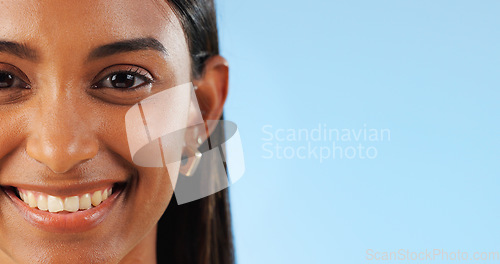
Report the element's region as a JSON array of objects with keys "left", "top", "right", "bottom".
[
  {"left": 111, "top": 73, "right": 135, "bottom": 88},
  {"left": 0, "top": 73, "right": 14, "bottom": 88}
]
